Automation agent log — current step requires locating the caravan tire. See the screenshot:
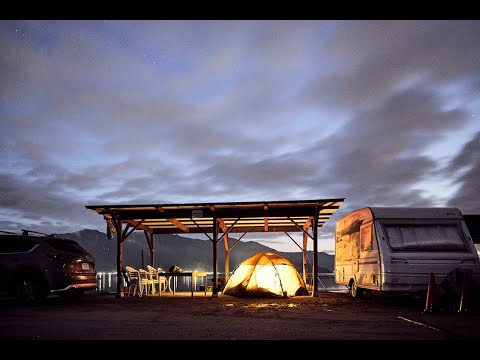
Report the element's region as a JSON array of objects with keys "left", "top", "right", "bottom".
[{"left": 350, "top": 279, "right": 363, "bottom": 298}]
